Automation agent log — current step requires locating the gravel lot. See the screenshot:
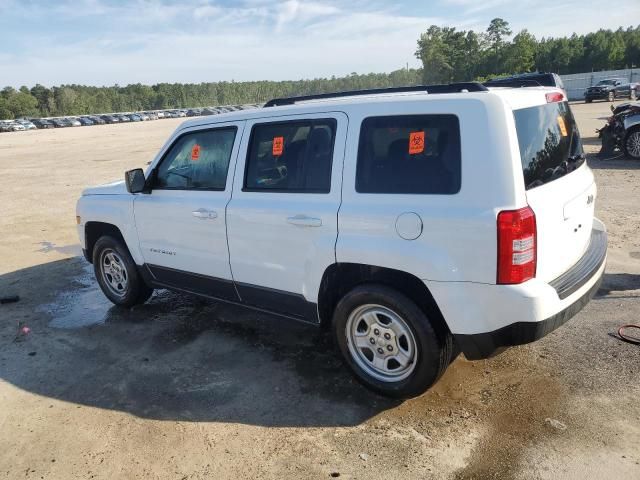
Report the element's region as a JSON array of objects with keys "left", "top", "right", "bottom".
[{"left": 0, "top": 102, "right": 639, "bottom": 480}]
